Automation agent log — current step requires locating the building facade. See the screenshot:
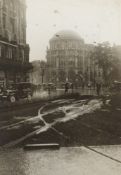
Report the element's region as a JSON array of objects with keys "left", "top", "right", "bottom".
[
  {"left": 0, "top": 0, "right": 30, "bottom": 87},
  {"left": 46, "top": 30, "right": 104, "bottom": 87},
  {"left": 46, "top": 30, "right": 86, "bottom": 86}
]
